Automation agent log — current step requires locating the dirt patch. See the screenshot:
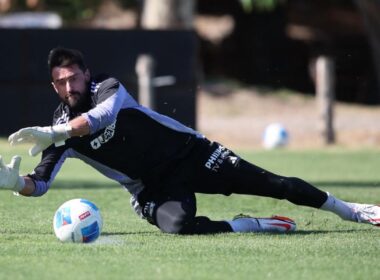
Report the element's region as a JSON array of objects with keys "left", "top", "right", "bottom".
[{"left": 196, "top": 84, "right": 380, "bottom": 149}]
